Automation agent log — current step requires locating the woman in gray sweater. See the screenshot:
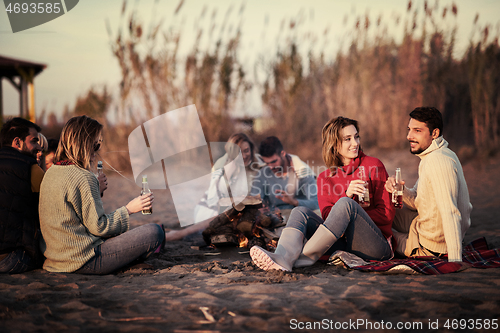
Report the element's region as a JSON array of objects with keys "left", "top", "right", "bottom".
[{"left": 39, "top": 116, "right": 164, "bottom": 274}]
